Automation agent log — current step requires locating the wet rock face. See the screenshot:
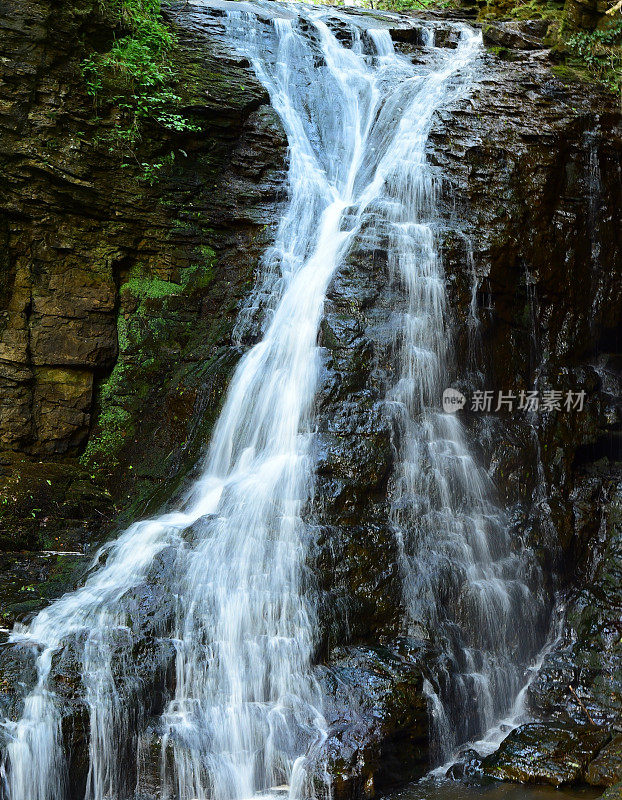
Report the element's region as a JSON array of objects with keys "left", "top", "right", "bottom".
[
  {"left": 313, "top": 238, "right": 405, "bottom": 645},
  {"left": 0, "top": 0, "right": 287, "bottom": 549},
  {"left": 482, "top": 722, "right": 611, "bottom": 786},
  {"left": 527, "top": 473, "right": 622, "bottom": 730},
  {"left": 312, "top": 26, "right": 622, "bottom": 787},
  {"left": 420, "top": 20, "right": 622, "bottom": 732},
  {"left": 587, "top": 735, "right": 622, "bottom": 788},
  {"left": 0, "top": 2, "right": 621, "bottom": 797},
  {"left": 0, "top": 0, "right": 119, "bottom": 459},
  {"left": 481, "top": 20, "right": 549, "bottom": 50},
  {"left": 431, "top": 52, "right": 622, "bottom": 432},
  {"left": 315, "top": 641, "right": 431, "bottom": 799}
]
